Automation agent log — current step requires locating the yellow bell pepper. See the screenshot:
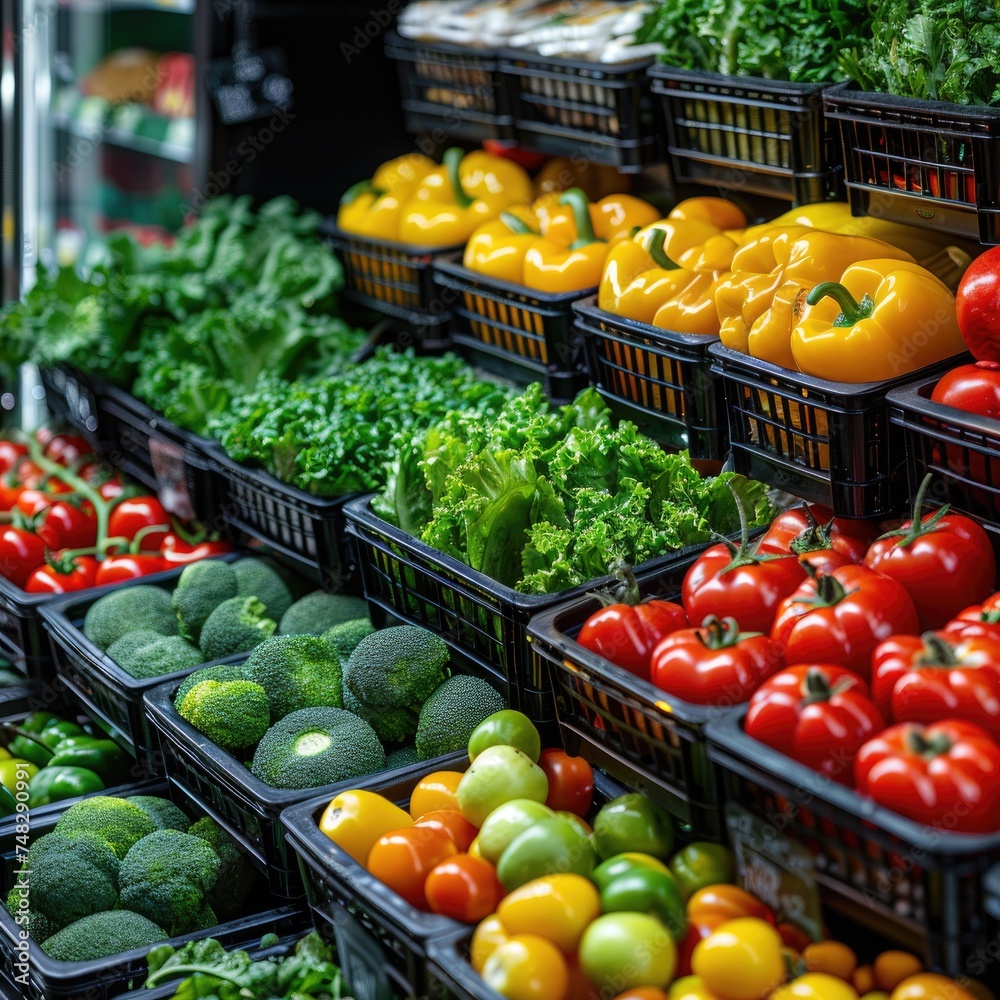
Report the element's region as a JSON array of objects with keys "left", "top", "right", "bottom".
[
  {"left": 463, "top": 207, "right": 541, "bottom": 285},
  {"left": 539, "top": 192, "right": 661, "bottom": 250},
  {"left": 399, "top": 148, "right": 533, "bottom": 246},
  {"left": 790, "top": 259, "right": 965, "bottom": 382},
  {"left": 336, "top": 153, "right": 437, "bottom": 240},
  {"left": 716, "top": 229, "right": 916, "bottom": 366}
]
